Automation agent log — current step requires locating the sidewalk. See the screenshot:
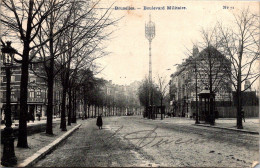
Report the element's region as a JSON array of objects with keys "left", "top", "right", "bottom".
[
  {"left": 1, "top": 119, "right": 82, "bottom": 167},
  {"left": 196, "top": 118, "right": 259, "bottom": 134},
  {"left": 145, "top": 116, "right": 259, "bottom": 134}
]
